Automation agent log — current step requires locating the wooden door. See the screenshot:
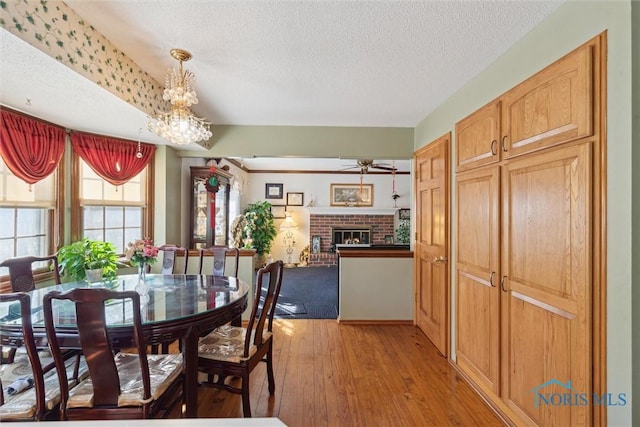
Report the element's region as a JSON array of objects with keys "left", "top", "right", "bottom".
[
  {"left": 501, "top": 142, "right": 592, "bottom": 426},
  {"left": 414, "top": 133, "right": 450, "bottom": 356},
  {"left": 502, "top": 44, "right": 592, "bottom": 159},
  {"left": 455, "top": 165, "right": 501, "bottom": 394},
  {"left": 455, "top": 100, "right": 501, "bottom": 172}
]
